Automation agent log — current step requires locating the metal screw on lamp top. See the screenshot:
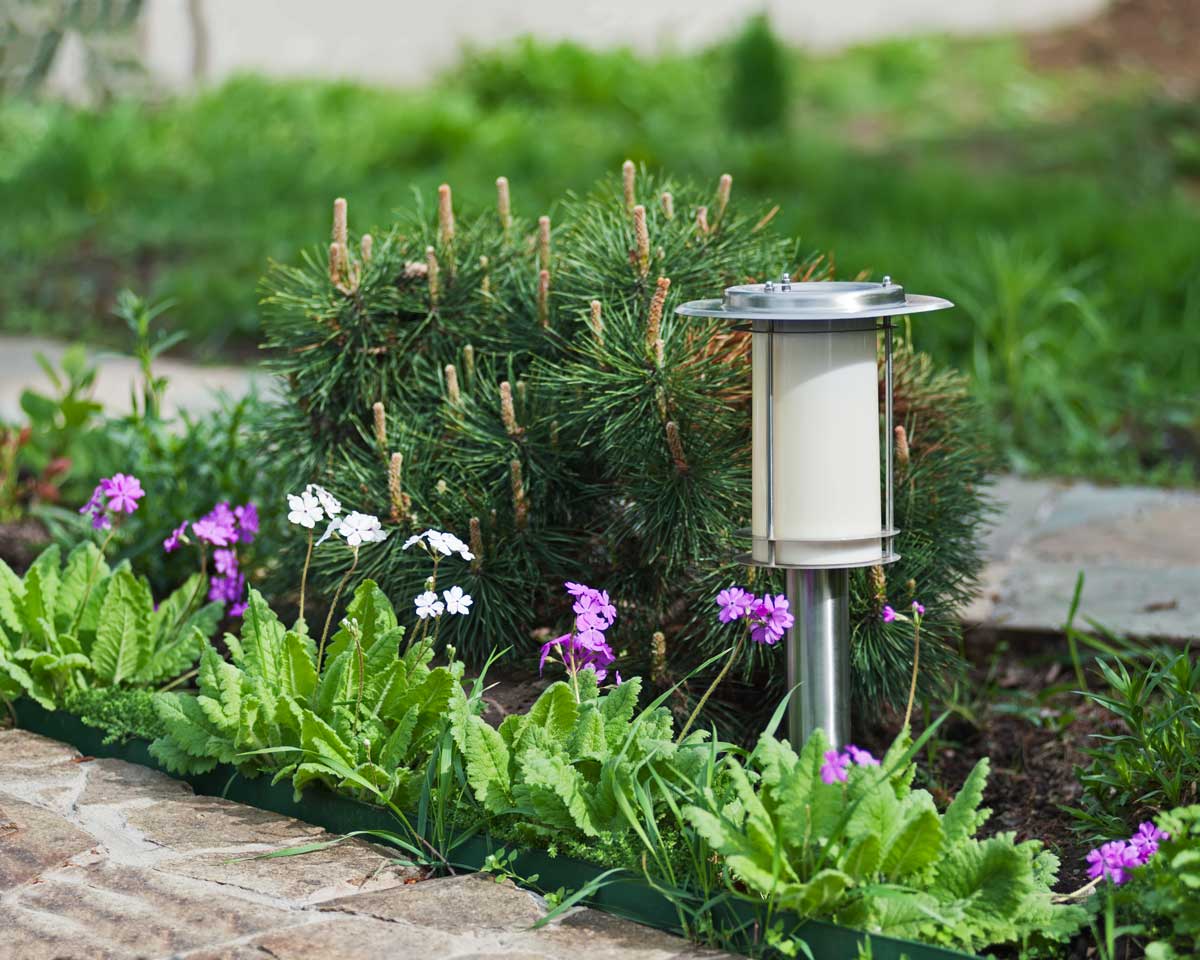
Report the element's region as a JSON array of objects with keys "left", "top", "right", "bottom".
[{"left": 676, "top": 277, "right": 953, "bottom": 749}]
